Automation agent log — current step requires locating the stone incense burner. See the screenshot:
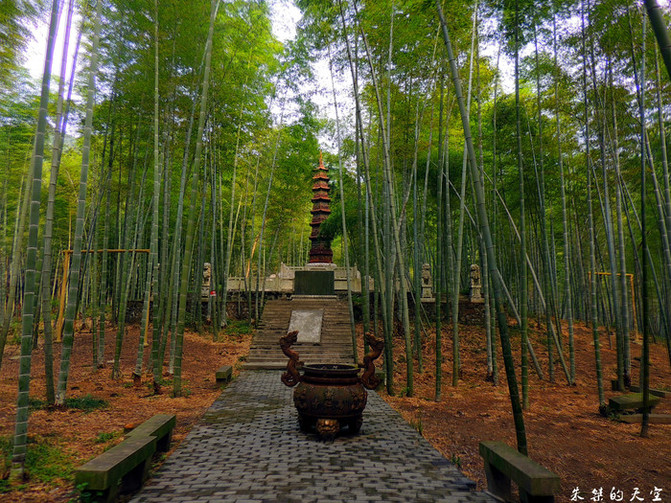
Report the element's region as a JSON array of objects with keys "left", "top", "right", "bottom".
[{"left": 279, "top": 331, "right": 383, "bottom": 439}]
